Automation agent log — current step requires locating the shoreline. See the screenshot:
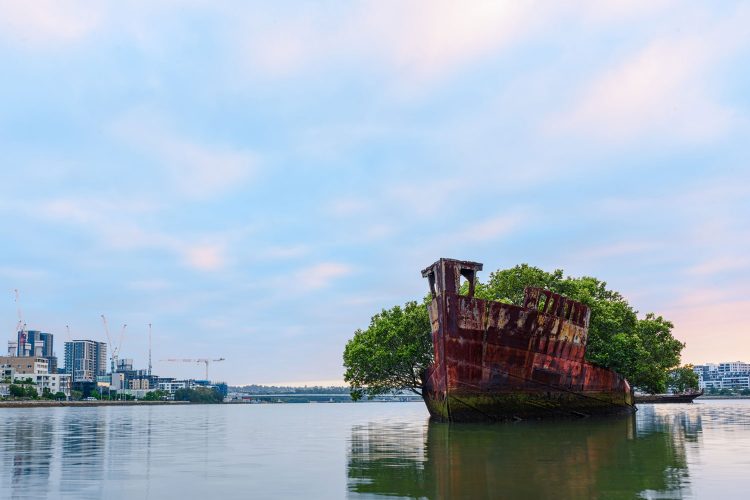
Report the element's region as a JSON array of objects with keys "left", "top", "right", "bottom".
[
  {"left": 697, "top": 395, "right": 750, "bottom": 400},
  {"left": 0, "top": 400, "right": 191, "bottom": 408}
]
